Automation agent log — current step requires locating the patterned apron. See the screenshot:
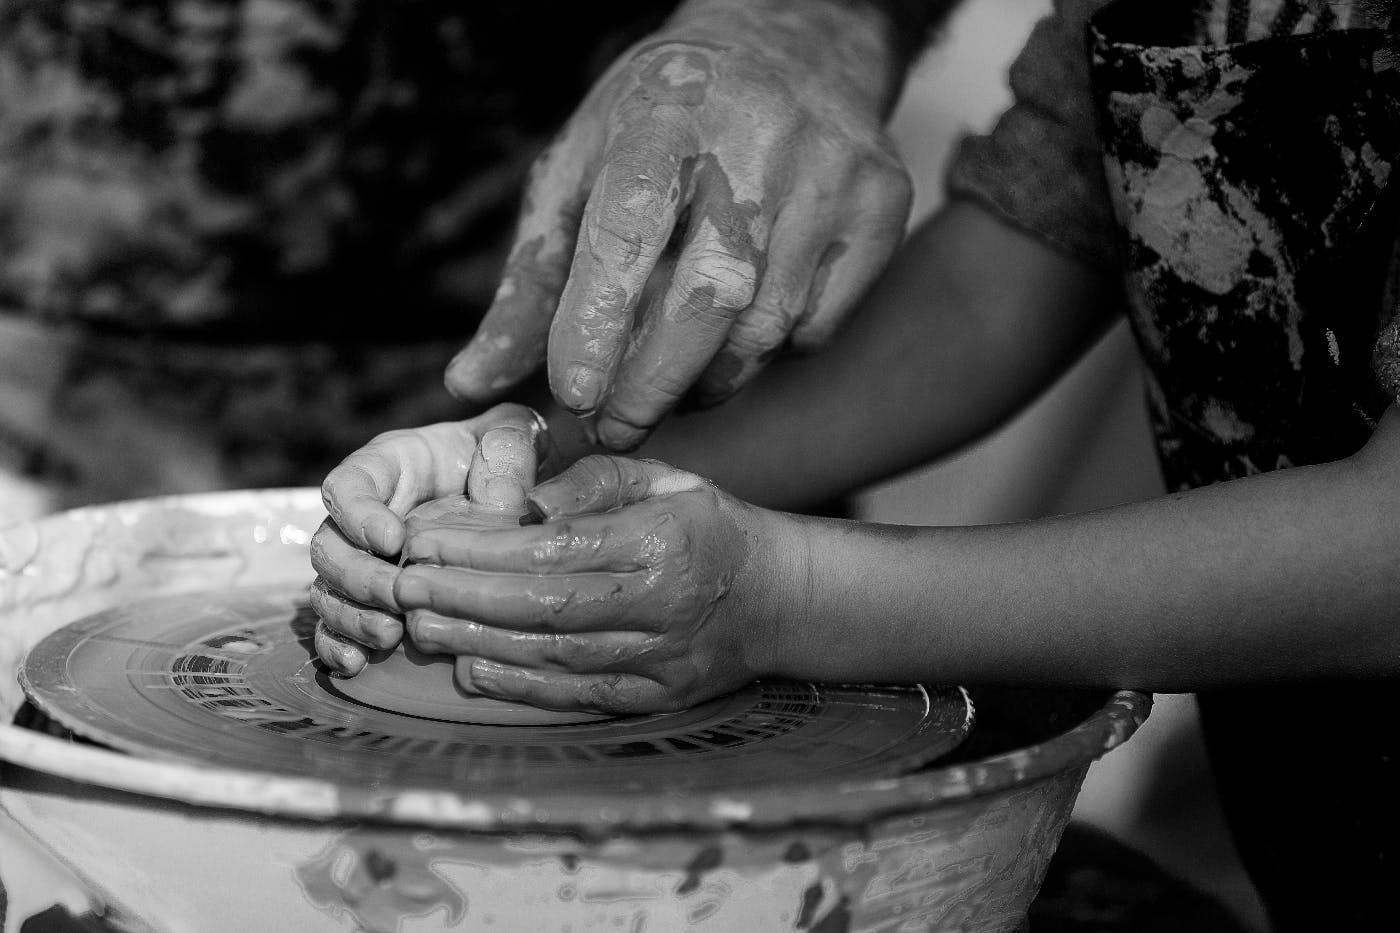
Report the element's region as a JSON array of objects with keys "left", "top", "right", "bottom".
[{"left": 1090, "top": 2, "right": 1400, "bottom": 927}]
